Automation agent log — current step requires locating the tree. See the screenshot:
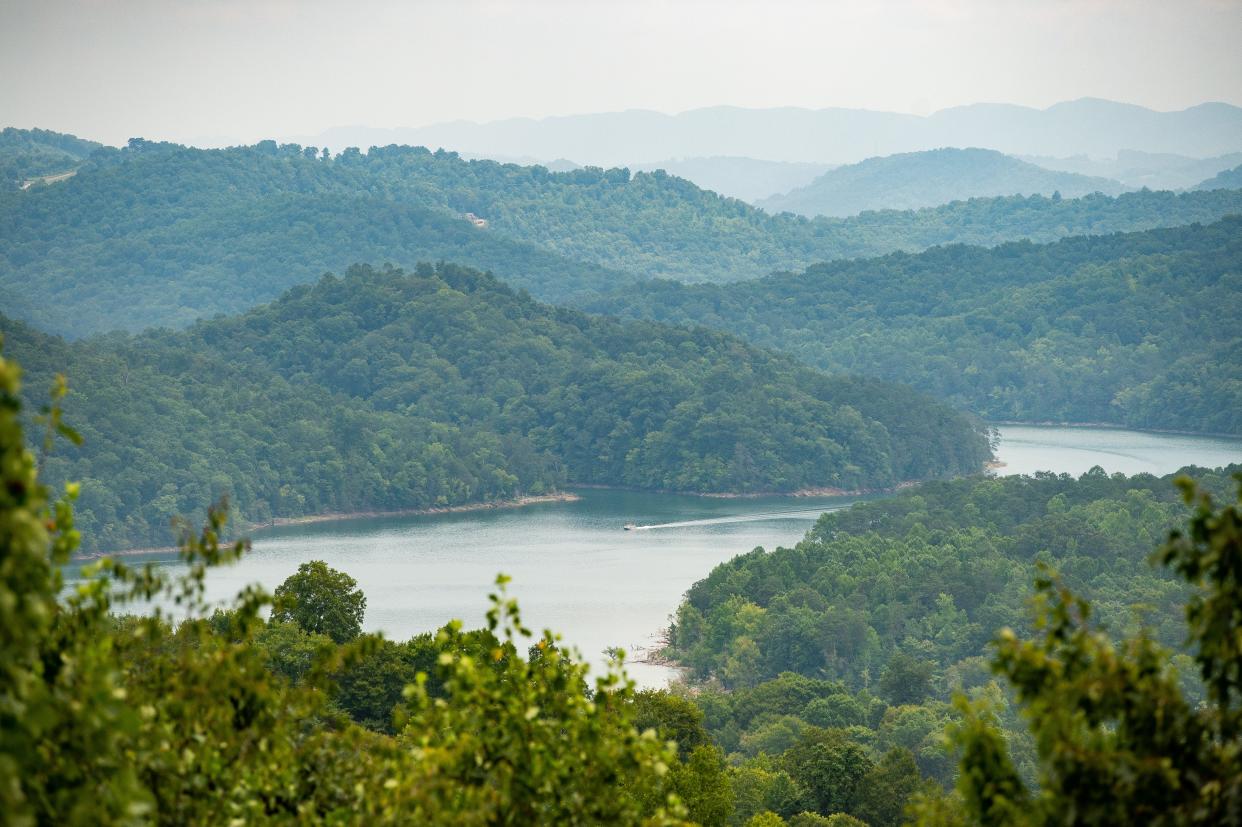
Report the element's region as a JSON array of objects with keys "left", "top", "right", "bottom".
[
  {"left": 879, "top": 652, "right": 934, "bottom": 705},
  {"left": 399, "top": 575, "right": 685, "bottom": 824},
  {"left": 850, "top": 748, "right": 924, "bottom": 827},
  {"left": 731, "top": 764, "right": 806, "bottom": 823},
  {"left": 788, "top": 814, "right": 835, "bottom": 827},
  {"left": 333, "top": 638, "right": 419, "bottom": 733},
  {"left": 632, "top": 689, "right": 712, "bottom": 759},
  {"left": 746, "top": 813, "right": 789, "bottom": 827},
  {"left": 914, "top": 473, "right": 1242, "bottom": 825},
  {"left": 782, "top": 730, "right": 874, "bottom": 816},
  {"left": 670, "top": 745, "right": 735, "bottom": 826},
  {"left": 272, "top": 559, "right": 366, "bottom": 643}
]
